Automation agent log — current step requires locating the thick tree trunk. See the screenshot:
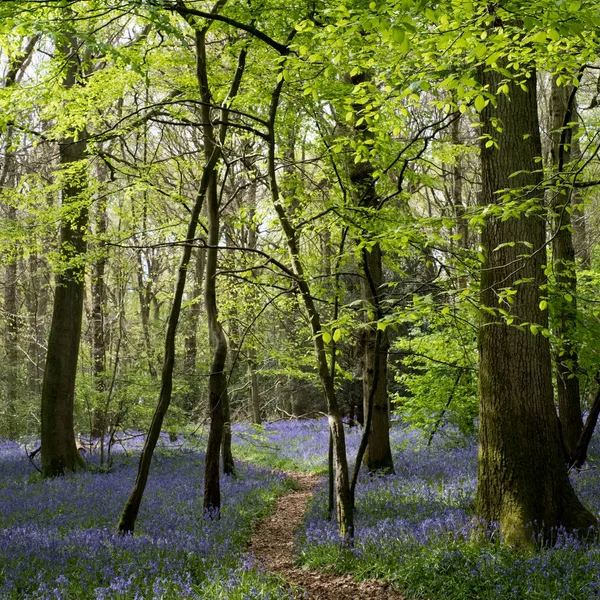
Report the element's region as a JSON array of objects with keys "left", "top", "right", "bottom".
[
  {"left": 549, "top": 79, "right": 583, "bottom": 460},
  {"left": 476, "top": 65, "right": 596, "bottom": 546},
  {"left": 40, "top": 33, "right": 87, "bottom": 477}
]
